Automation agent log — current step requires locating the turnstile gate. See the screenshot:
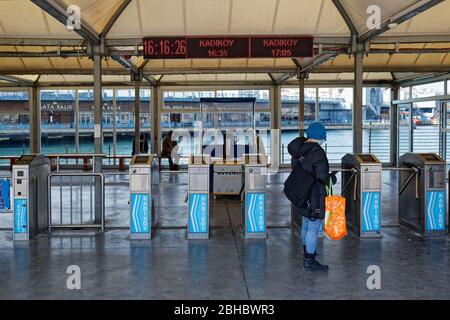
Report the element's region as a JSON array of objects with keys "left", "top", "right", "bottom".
[
  {"left": 342, "top": 154, "right": 382, "bottom": 238},
  {"left": 399, "top": 153, "right": 447, "bottom": 237},
  {"left": 187, "top": 155, "right": 211, "bottom": 239},
  {"left": 242, "top": 154, "right": 267, "bottom": 239},
  {"left": 13, "top": 155, "right": 50, "bottom": 241},
  {"left": 129, "top": 155, "right": 158, "bottom": 240}
]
